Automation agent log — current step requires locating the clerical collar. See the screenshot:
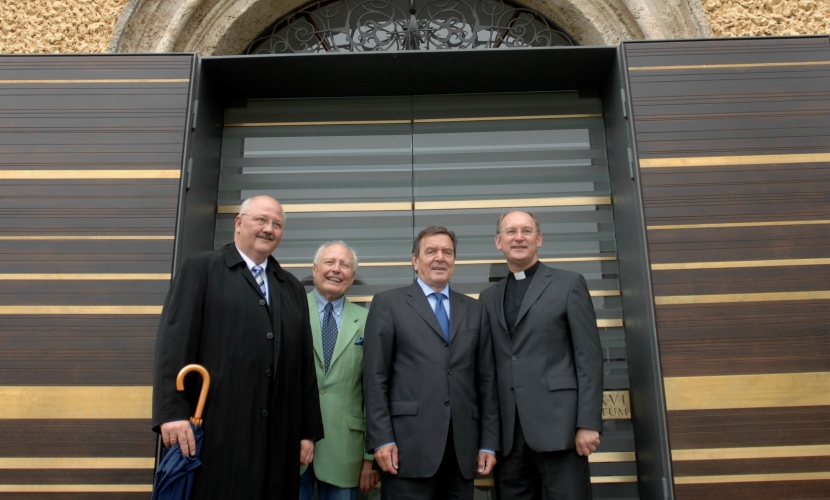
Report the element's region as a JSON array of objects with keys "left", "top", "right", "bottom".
[{"left": 510, "top": 260, "right": 540, "bottom": 281}]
